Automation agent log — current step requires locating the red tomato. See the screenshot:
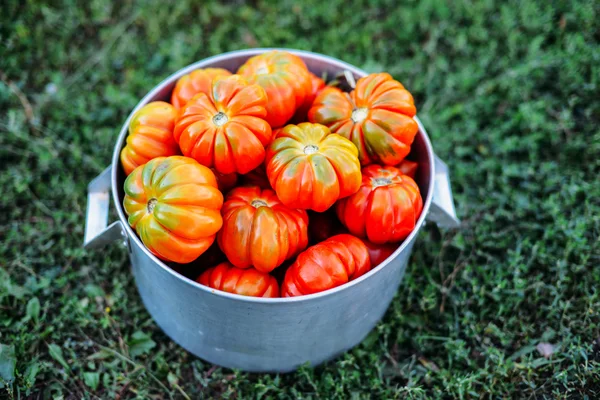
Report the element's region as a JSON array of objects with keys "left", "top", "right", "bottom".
[
  {"left": 336, "top": 165, "right": 423, "bottom": 244},
  {"left": 198, "top": 262, "right": 279, "bottom": 298},
  {"left": 281, "top": 234, "right": 371, "bottom": 297},
  {"left": 218, "top": 186, "right": 309, "bottom": 273}
]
